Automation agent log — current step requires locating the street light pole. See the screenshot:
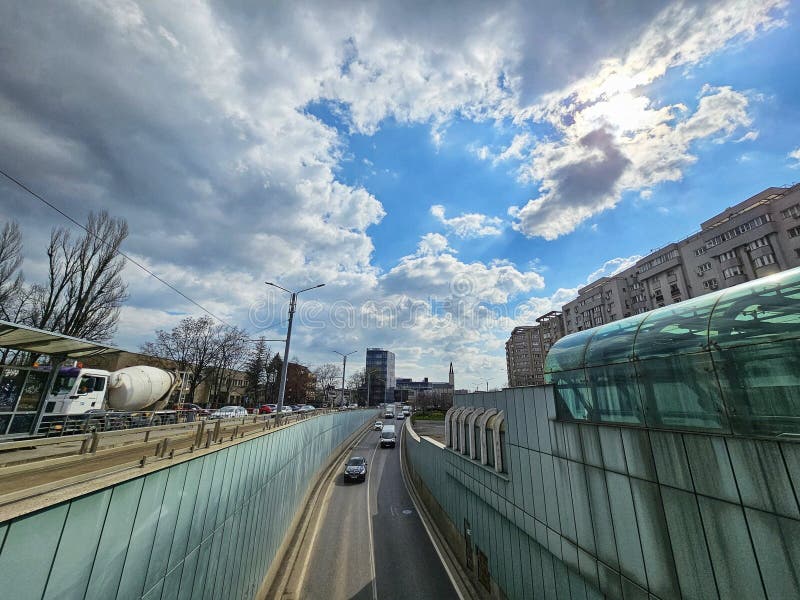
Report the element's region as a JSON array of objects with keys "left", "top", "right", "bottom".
[
  {"left": 266, "top": 281, "right": 324, "bottom": 421},
  {"left": 333, "top": 350, "right": 357, "bottom": 407}
]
